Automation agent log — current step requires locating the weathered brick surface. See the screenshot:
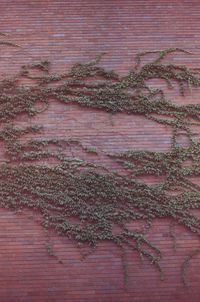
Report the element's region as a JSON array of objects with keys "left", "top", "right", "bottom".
[{"left": 0, "top": 0, "right": 200, "bottom": 301}]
